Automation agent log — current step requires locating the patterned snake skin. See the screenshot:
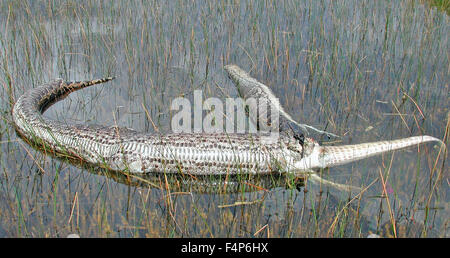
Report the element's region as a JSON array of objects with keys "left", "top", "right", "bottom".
[{"left": 11, "top": 66, "right": 443, "bottom": 177}]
